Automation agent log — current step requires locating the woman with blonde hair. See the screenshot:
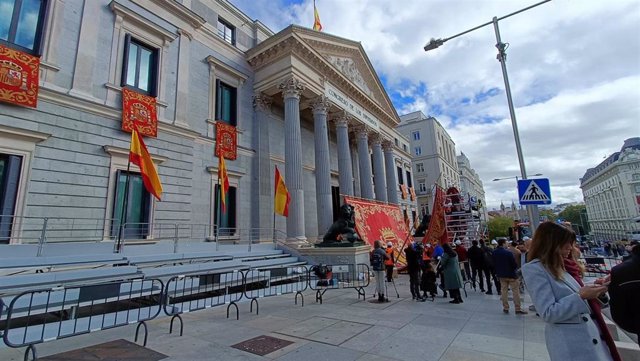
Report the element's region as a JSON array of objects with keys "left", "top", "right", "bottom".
[{"left": 522, "top": 222, "right": 613, "bottom": 361}]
